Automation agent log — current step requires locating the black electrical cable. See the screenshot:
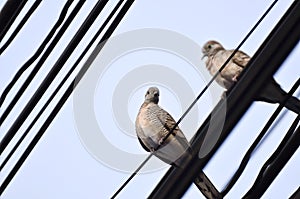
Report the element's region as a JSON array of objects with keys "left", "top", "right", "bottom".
[
  {"left": 0, "top": 0, "right": 73, "bottom": 111},
  {"left": 0, "top": 0, "right": 134, "bottom": 195},
  {"left": 0, "top": 0, "right": 42, "bottom": 55},
  {"left": 0, "top": 0, "right": 110, "bottom": 155},
  {"left": 0, "top": 0, "right": 28, "bottom": 43},
  {"left": 221, "top": 78, "right": 300, "bottom": 196},
  {"left": 111, "top": 0, "right": 278, "bottom": 197},
  {"left": 111, "top": 154, "right": 153, "bottom": 199},
  {"left": 0, "top": 0, "right": 125, "bottom": 172}
]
